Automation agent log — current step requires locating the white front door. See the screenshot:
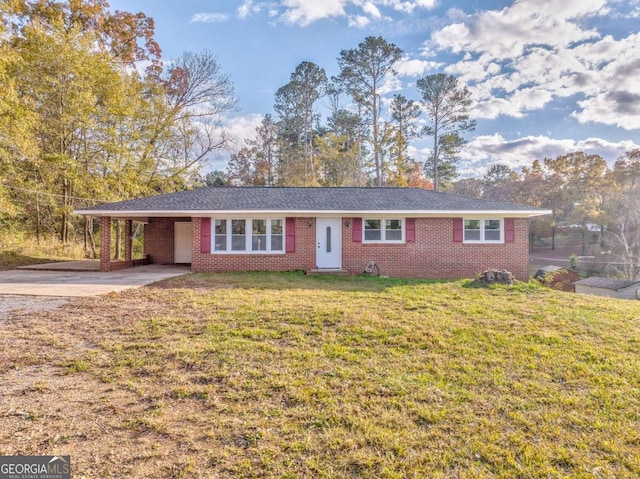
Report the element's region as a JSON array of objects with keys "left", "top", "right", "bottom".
[
  {"left": 174, "top": 222, "right": 193, "bottom": 263},
  {"left": 316, "top": 218, "right": 342, "bottom": 269}
]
